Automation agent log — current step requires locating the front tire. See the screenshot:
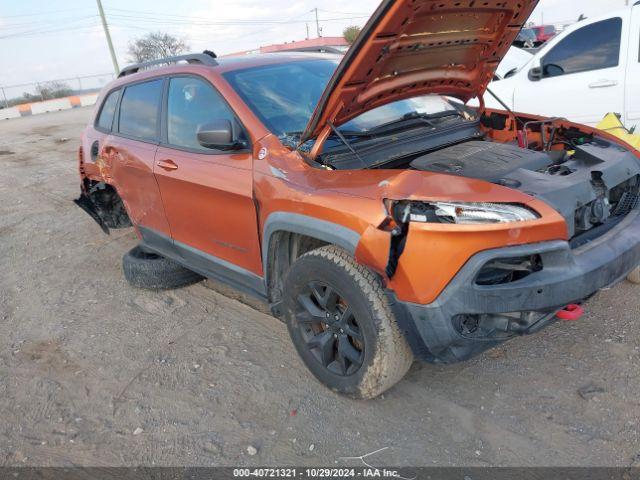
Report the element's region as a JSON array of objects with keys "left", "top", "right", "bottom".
[{"left": 282, "top": 246, "right": 413, "bottom": 399}]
